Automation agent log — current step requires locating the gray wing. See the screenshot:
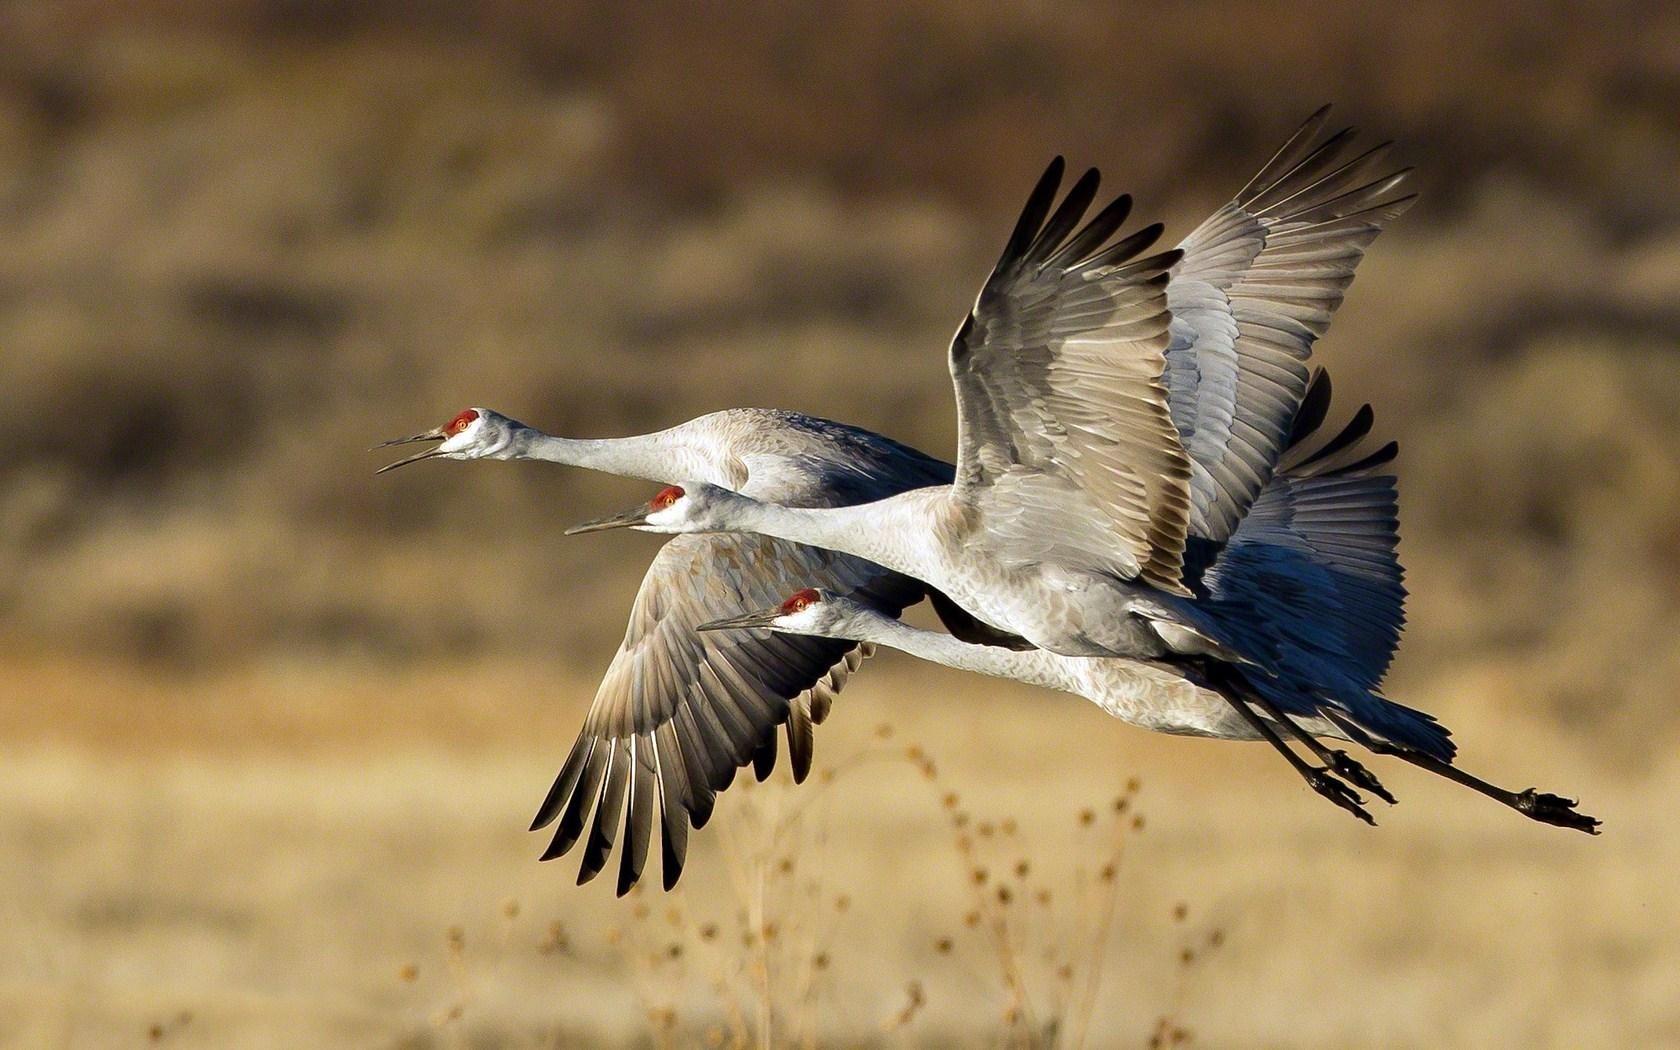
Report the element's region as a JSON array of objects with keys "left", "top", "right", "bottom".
[
  {"left": 530, "top": 532, "right": 920, "bottom": 895},
  {"left": 950, "top": 158, "right": 1193, "bottom": 594},
  {"left": 1165, "top": 106, "right": 1415, "bottom": 543}
]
